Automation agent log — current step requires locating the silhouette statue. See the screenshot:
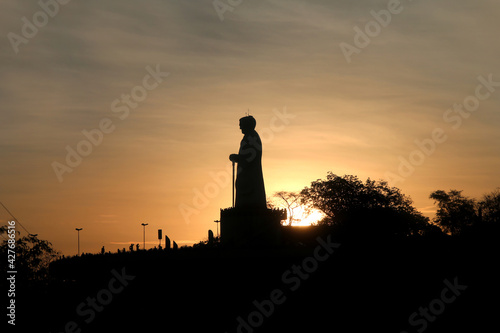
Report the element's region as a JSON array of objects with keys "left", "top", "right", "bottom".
[{"left": 229, "top": 116, "right": 267, "bottom": 209}]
